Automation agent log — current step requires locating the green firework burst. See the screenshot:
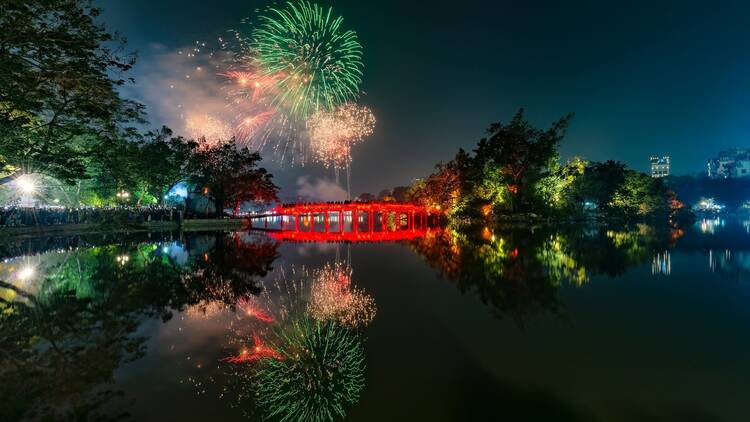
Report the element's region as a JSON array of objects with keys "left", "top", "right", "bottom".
[
  {"left": 252, "top": 317, "right": 366, "bottom": 421},
  {"left": 251, "top": 1, "right": 364, "bottom": 120}
]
